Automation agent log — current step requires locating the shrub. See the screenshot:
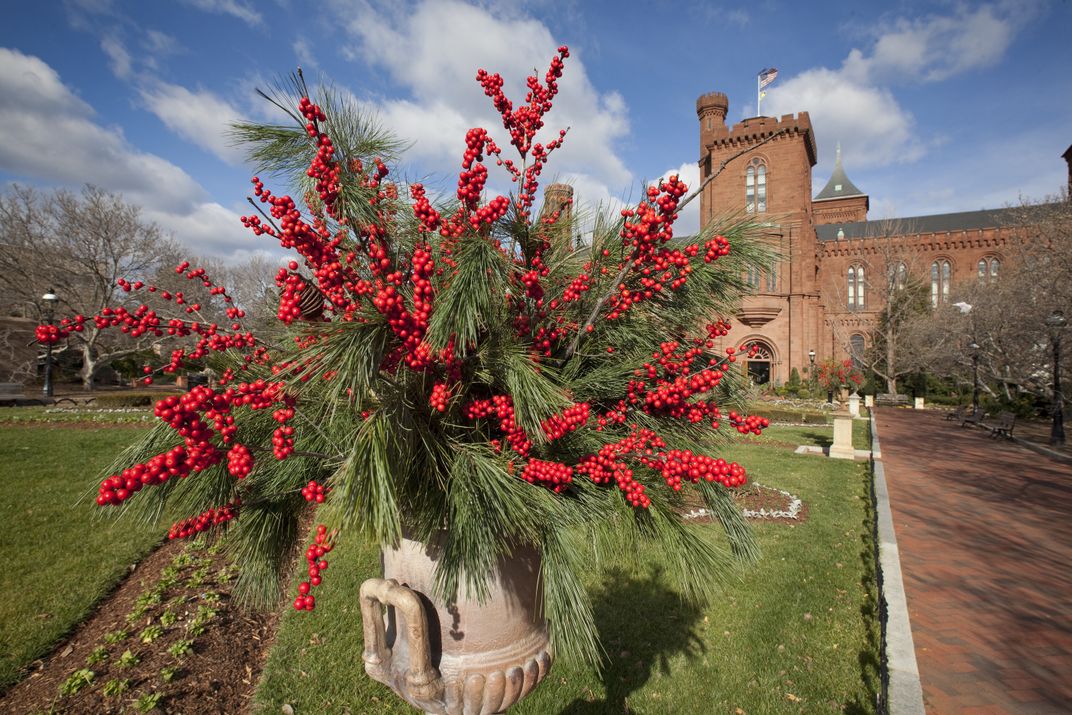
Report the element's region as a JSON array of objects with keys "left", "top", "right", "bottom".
[{"left": 93, "top": 392, "right": 181, "bottom": 408}]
